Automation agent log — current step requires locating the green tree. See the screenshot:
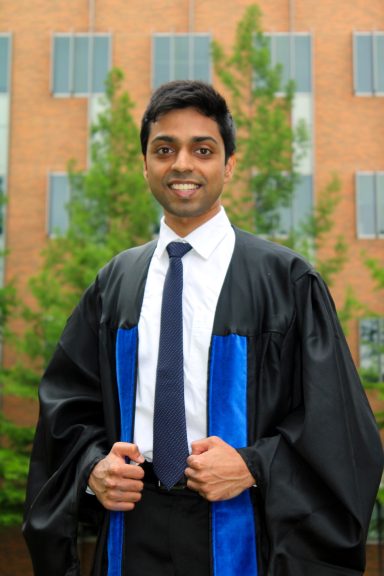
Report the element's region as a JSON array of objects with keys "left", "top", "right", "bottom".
[
  {"left": 0, "top": 282, "right": 28, "bottom": 527},
  {"left": 0, "top": 415, "right": 33, "bottom": 527},
  {"left": 213, "top": 4, "right": 349, "bottom": 294},
  {"left": 365, "top": 257, "right": 384, "bottom": 291},
  {"left": 0, "top": 185, "right": 28, "bottom": 526},
  {"left": 0, "top": 68, "right": 157, "bottom": 525},
  {"left": 24, "top": 68, "right": 157, "bottom": 368},
  {"left": 360, "top": 257, "right": 384, "bottom": 427},
  {"left": 213, "top": 3, "right": 307, "bottom": 234},
  {"left": 360, "top": 259, "right": 384, "bottom": 522}
]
